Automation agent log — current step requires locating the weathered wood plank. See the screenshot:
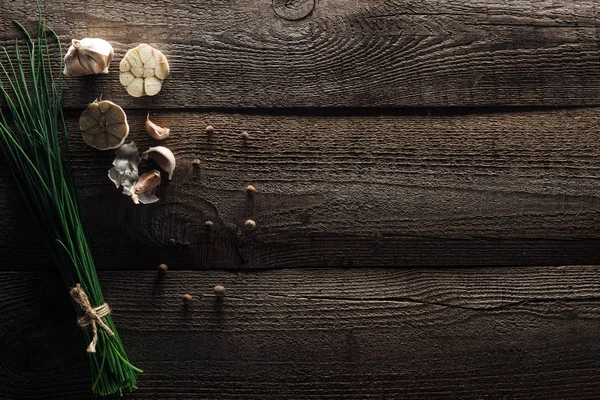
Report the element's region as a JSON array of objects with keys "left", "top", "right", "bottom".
[
  {"left": 2, "top": 267, "right": 600, "bottom": 399},
  {"left": 2, "top": 0, "right": 600, "bottom": 108},
  {"left": 1, "top": 108, "right": 599, "bottom": 270}
]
